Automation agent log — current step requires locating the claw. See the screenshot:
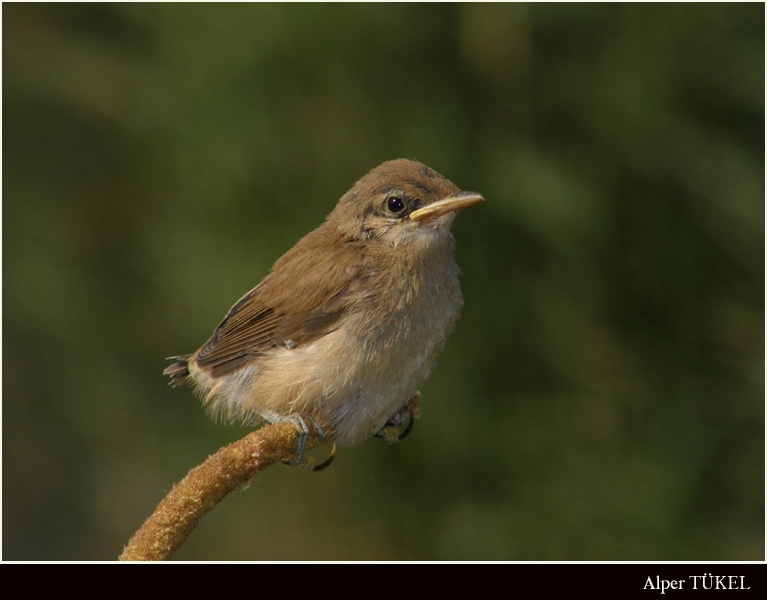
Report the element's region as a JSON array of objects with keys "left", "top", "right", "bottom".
[
  {"left": 375, "top": 391, "right": 422, "bottom": 444},
  {"left": 310, "top": 443, "right": 337, "bottom": 472},
  {"left": 396, "top": 410, "right": 415, "bottom": 441}
]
